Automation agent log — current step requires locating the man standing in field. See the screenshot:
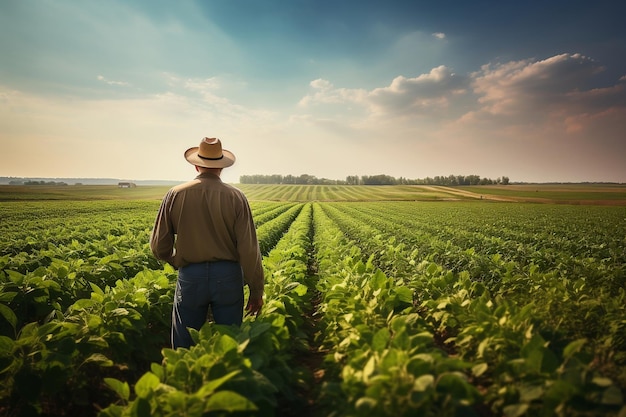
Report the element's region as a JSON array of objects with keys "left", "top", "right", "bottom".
[{"left": 150, "top": 137, "right": 264, "bottom": 349}]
